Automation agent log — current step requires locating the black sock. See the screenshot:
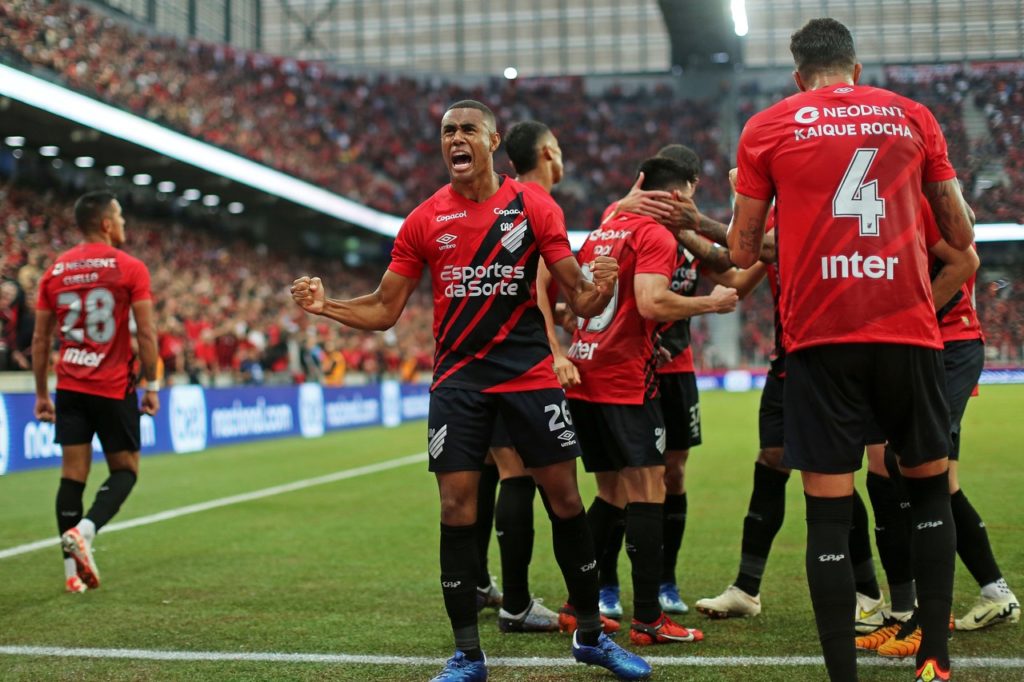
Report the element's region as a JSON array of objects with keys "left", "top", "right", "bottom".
[
  {"left": 495, "top": 476, "right": 535, "bottom": 615},
  {"left": 626, "top": 502, "right": 664, "bottom": 624},
  {"left": 475, "top": 464, "right": 499, "bottom": 588},
  {"left": 440, "top": 523, "right": 480, "bottom": 656},
  {"left": 734, "top": 463, "right": 789, "bottom": 596},
  {"left": 805, "top": 494, "right": 856, "bottom": 682},
  {"left": 661, "top": 493, "right": 687, "bottom": 585},
  {"left": 904, "top": 473, "right": 955, "bottom": 670},
  {"left": 56, "top": 478, "right": 85, "bottom": 558},
  {"left": 587, "top": 496, "right": 624, "bottom": 588},
  {"left": 866, "top": 472, "right": 915, "bottom": 611},
  {"left": 951, "top": 489, "right": 1003, "bottom": 588},
  {"left": 84, "top": 469, "right": 137, "bottom": 531},
  {"left": 849, "top": 489, "right": 880, "bottom": 599},
  {"left": 550, "top": 510, "right": 601, "bottom": 645},
  {"left": 599, "top": 517, "right": 626, "bottom": 588}
]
